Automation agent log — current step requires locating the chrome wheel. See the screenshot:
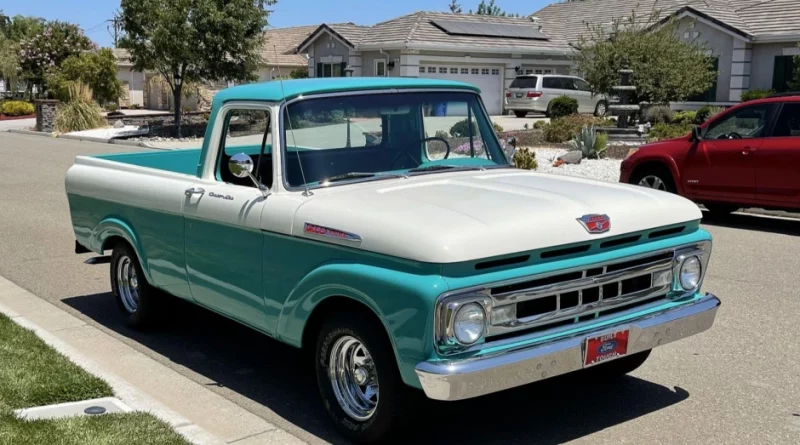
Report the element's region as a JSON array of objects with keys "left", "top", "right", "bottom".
[
  {"left": 638, "top": 175, "right": 667, "bottom": 191},
  {"left": 116, "top": 255, "right": 139, "bottom": 313},
  {"left": 328, "top": 336, "right": 379, "bottom": 421},
  {"left": 596, "top": 102, "right": 607, "bottom": 116}
]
